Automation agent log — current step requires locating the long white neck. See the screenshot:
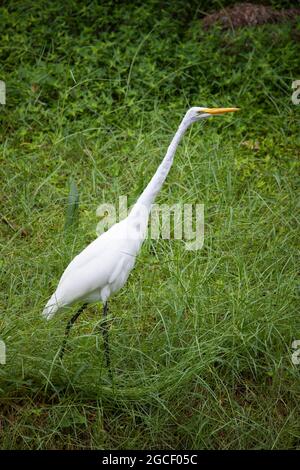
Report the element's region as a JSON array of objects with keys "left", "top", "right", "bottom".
[{"left": 130, "top": 116, "right": 191, "bottom": 217}]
